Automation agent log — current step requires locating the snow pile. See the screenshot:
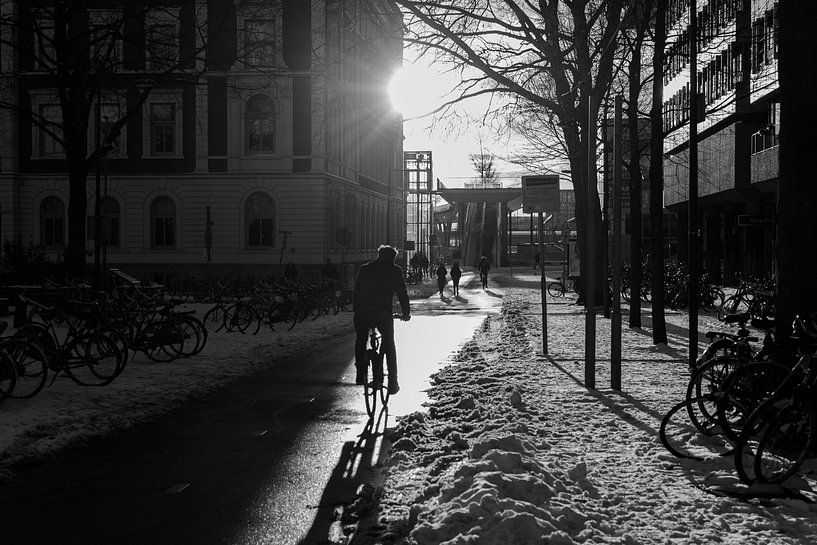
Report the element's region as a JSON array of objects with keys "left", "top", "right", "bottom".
[{"left": 371, "top": 288, "right": 817, "bottom": 545}]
